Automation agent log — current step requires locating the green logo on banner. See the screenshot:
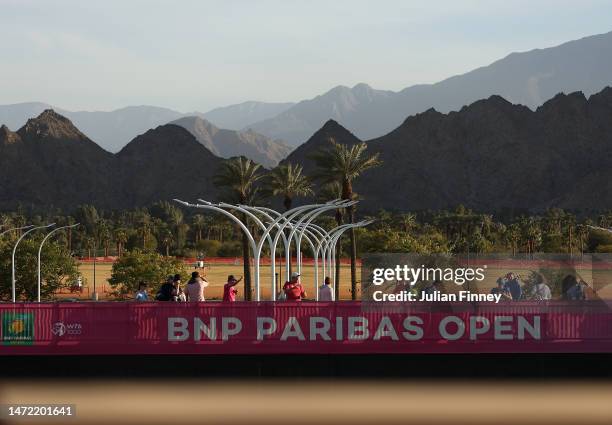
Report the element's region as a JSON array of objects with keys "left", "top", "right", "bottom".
[{"left": 2, "top": 312, "right": 35, "bottom": 345}]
